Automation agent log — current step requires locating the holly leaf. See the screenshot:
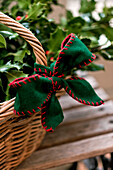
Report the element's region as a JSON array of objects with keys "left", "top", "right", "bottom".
[
  {"left": 18, "top": 0, "right": 31, "bottom": 9},
  {"left": 0, "top": 31, "right": 19, "bottom": 39},
  {"left": 6, "top": 49, "right": 30, "bottom": 63},
  {"left": 9, "top": 33, "right": 19, "bottom": 40},
  {"left": 0, "top": 78, "right": 6, "bottom": 101},
  {"left": 66, "top": 10, "right": 73, "bottom": 21},
  {"left": 66, "top": 17, "right": 85, "bottom": 34},
  {"left": 48, "top": 27, "right": 67, "bottom": 52},
  {"left": 81, "top": 38, "right": 91, "bottom": 47},
  {"left": 13, "top": 50, "right": 26, "bottom": 62},
  {"left": 60, "top": 17, "right": 67, "bottom": 28},
  {"left": 27, "top": 2, "right": 46, "bottom": 20},
  {"left": 4, "top": 70, "right": 27, "bottom": 83},
  {"left": 0, "top": 31, "right": 13, "bottom": 38},
  {"left": 79, "top": 0, "right": 96, "bottom": 13},
  {"left": 68, "top": 17, "right": 85, "bottom": 26},
  {"left": 0, "top": 23, "right": 12, "bottom": 32},
  {"left": 0, "top": 34, "right": 6, "bottom": 48},
  {"left": 100, "top": 50, "right": 113, "bottom": 60},
  {"left": 81, "top": 63, "right": 105, "bottom": 71},
  {"left": 103, "top": 27, "right": 113, "bottom": 41},
  {"left": 0, "top": 78, "right": 4, "bottom": 92},
  {"left": 0, "top": 61, "right": 22, "bottom": 73}
]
